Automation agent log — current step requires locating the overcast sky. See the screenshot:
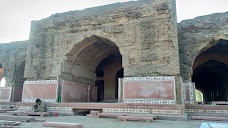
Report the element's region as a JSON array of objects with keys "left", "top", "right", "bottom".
[{"left": 0, "top": 0, "right": 228, "bottom": 43}]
